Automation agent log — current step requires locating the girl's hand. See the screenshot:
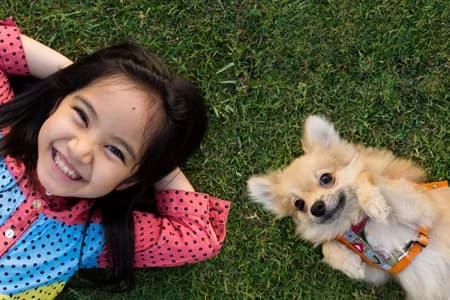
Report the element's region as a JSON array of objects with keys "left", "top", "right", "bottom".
[
  {"left": 154, "top": 168, "right": 195, "bottom": 192},
  {"left": 21, "top": 34, "right": 73, "bottom": 78}
]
